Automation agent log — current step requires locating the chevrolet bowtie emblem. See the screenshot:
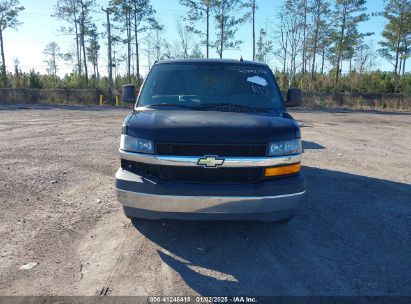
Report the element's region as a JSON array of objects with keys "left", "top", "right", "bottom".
[{"left": 197, "top": 156, "right": 225, "bottom": 168}]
